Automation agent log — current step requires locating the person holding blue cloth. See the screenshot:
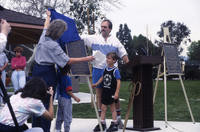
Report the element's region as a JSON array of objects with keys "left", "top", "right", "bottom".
[{"left": 32, "top": 10, "right": 94, "bottom": 132}]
